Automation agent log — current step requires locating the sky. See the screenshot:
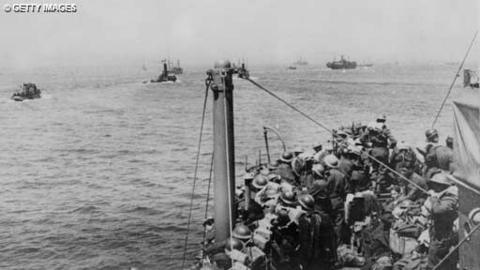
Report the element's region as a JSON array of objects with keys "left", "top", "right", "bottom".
[{"left": 0, "top": 0, "right": 479, "bottom": 68}]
